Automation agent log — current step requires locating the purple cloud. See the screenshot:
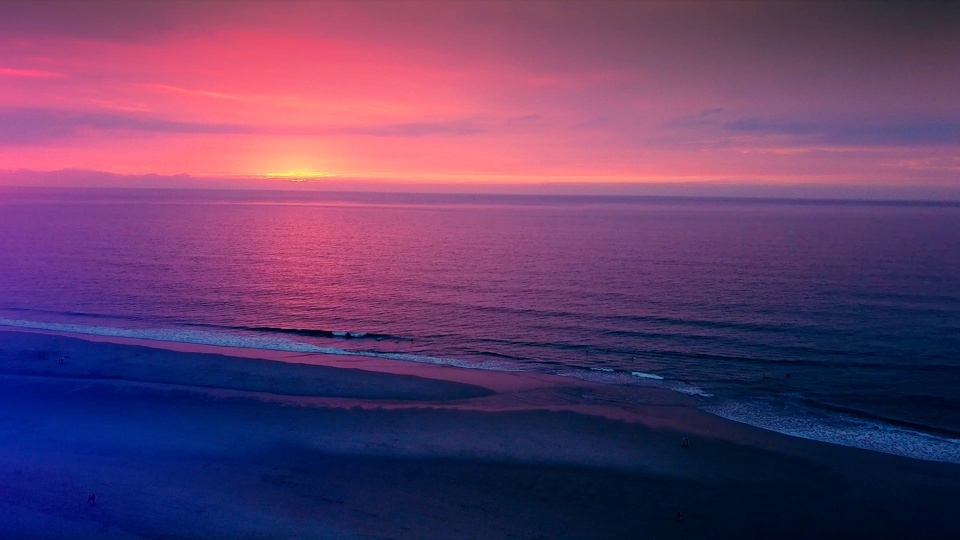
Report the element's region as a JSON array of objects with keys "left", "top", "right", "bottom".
[
  {"left": 666, "top": 108, "right": 728, "bottom": 129},
  {"left": 329, "top": 115, "right": 539, "bottom": 138},
  {"left": 334, "top": 120, "right": 487, "bottom": 138},
  {"left": 0, "top": 107, "right": 541, "bottom": 146},
  {"left": 0, "top": 107, "right": 254, "bottom": 145},
  {"left": 723, "top": 118, "right": 960, "bottom": 146}
]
